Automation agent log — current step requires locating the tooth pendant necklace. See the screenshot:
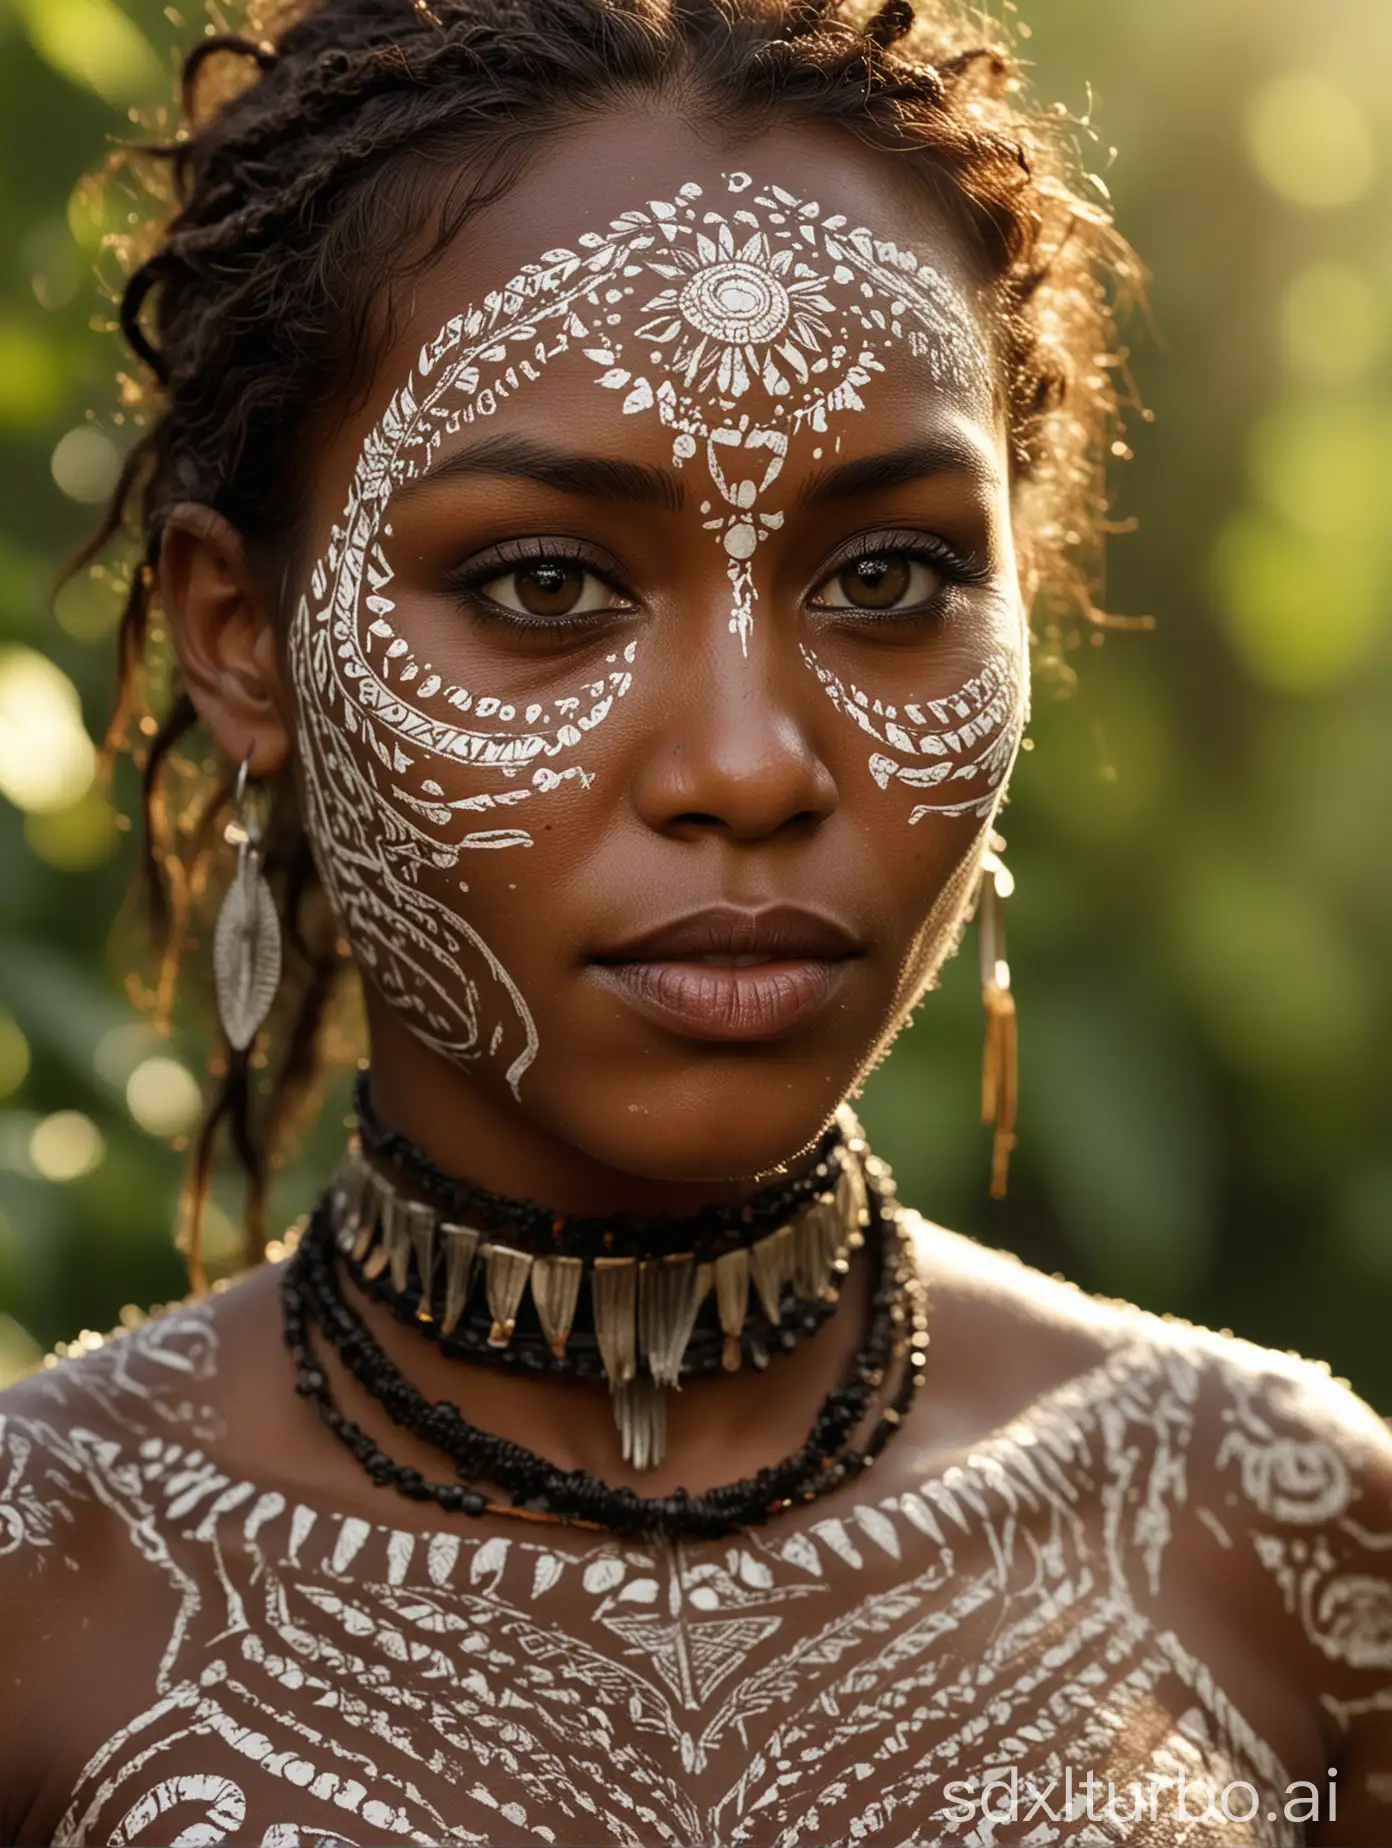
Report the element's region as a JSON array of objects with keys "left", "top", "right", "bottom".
[{"left": 328, "top": 1076, "right": 873, "bottom": 1470}]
